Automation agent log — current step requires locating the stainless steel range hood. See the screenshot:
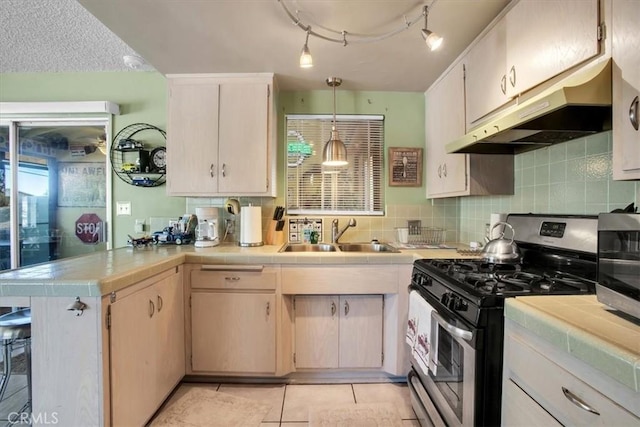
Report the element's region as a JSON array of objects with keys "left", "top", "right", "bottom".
[{"left": 446, "top": 59, "right": 612, "bottom": 155}]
